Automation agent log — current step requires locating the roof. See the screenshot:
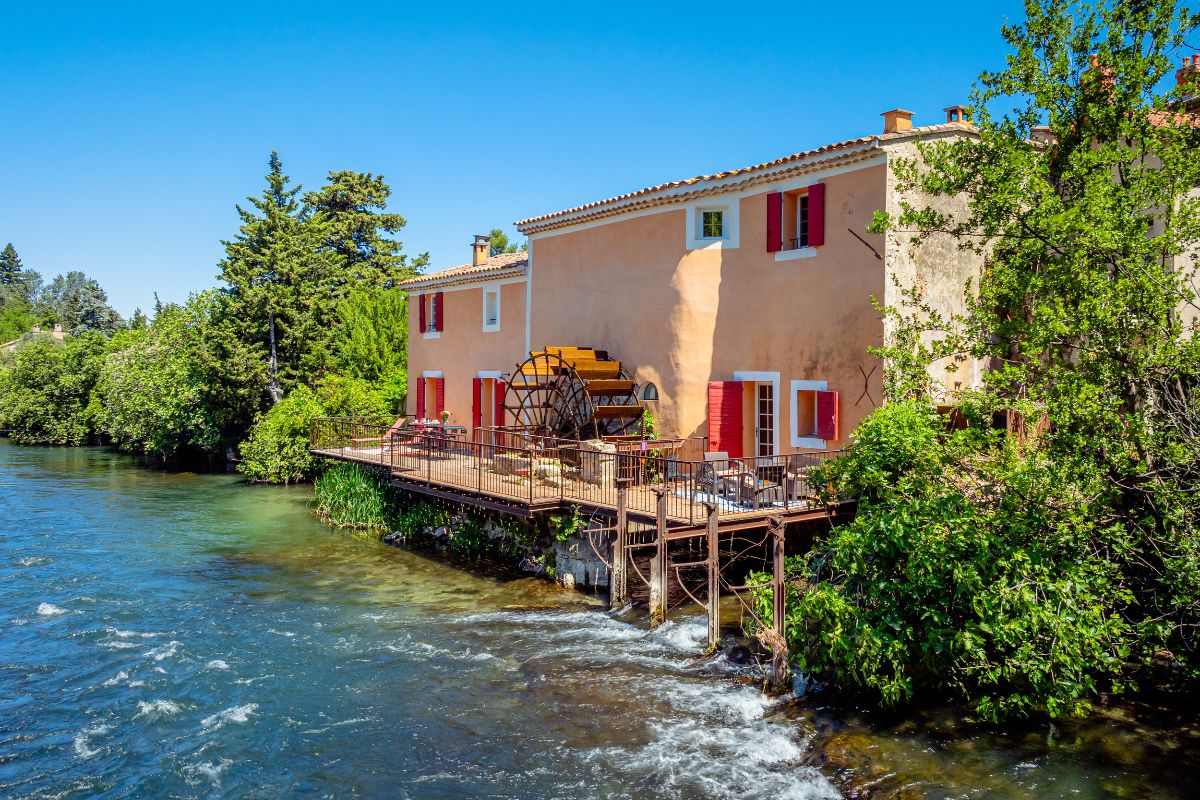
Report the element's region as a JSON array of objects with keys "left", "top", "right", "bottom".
[
  {"left": 398, "top": 251, "right": 529, "bottom": 291},
  {"left": 515, "top": 122, "right": 978, "bottom": 235}
]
